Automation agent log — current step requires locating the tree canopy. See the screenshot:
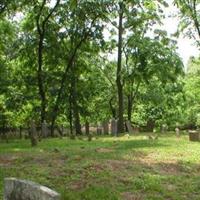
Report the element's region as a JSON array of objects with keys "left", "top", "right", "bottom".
[{"left": 0, "top": 0, "right": 199, "bottom": 134}]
